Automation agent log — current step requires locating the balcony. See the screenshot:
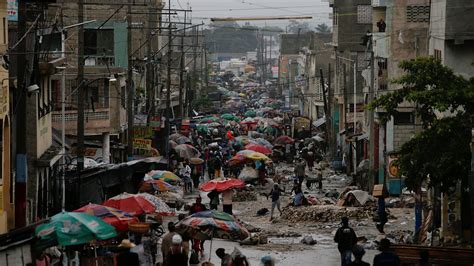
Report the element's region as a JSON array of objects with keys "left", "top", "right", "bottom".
[
  {"left": 84, "top": 55, "right": 115, "bottom": 67},
  {"left": 373, "top": 32, "right": 389, "bottom": 58}
]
